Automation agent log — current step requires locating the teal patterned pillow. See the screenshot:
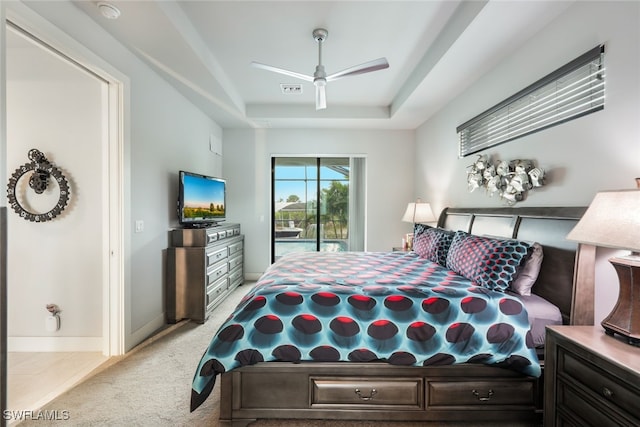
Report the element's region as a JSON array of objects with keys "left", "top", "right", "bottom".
[
  {"left": 445, "top": 231, "right": 533, "bottom": 292},
  {"left": 413, "top": 226, "right": 455, "bottom": 267}
]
